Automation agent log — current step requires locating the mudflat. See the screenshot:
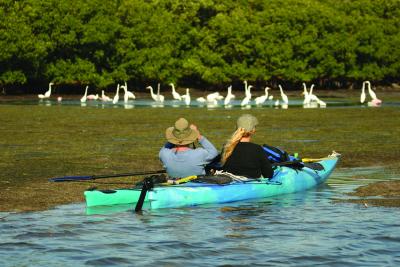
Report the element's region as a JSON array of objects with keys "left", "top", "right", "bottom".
[{"left": 1, "top": 91, "right": 399, "bottom": 211}]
